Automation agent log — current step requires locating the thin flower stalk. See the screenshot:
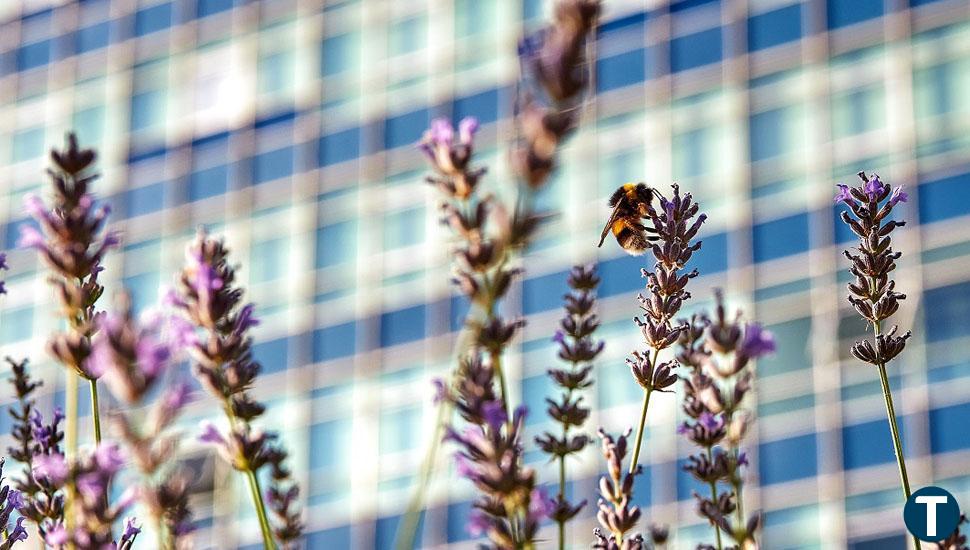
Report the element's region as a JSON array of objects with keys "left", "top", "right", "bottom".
[
  {"left": 535, "top": 265, "right": 602, "bottom": 549},
  {"left": 18, "top": 133, "right": 119, "bottom": 454},
  {"left": 592, "top": 428, "right": 644, "bottom": 550},
  {"left": 937, "top": 515, "right": 968, "bottom": 550},
  {"left": 835, "top": 173, "right": 920, "bottom": 549},
  {"left": 676, "top": 294, "right": 773, "bottom": 549},
  {"left": 626, "top": 185, "right": 706, "bottom": 473},
  {"left": 92, "top": 296, "right": 195, "bottom": 549},
  {"left": 168, "top": 231, "right": 303, "bottom": 549}
]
